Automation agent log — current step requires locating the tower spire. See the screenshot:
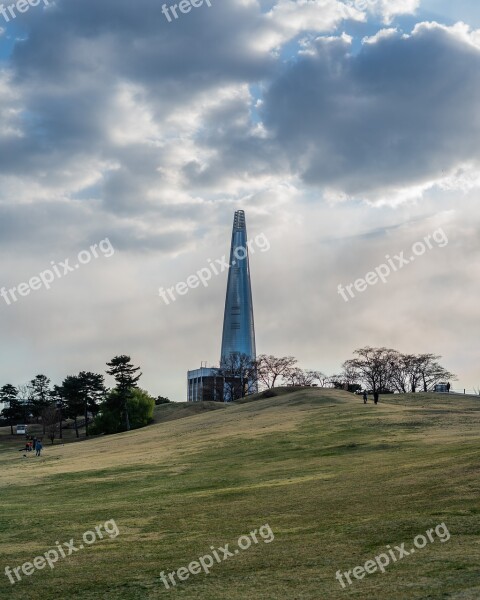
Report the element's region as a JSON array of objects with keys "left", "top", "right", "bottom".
[{"left": 220, "top": 210, "right": 256, "bottom": 365}]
